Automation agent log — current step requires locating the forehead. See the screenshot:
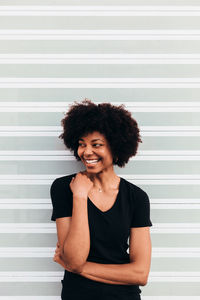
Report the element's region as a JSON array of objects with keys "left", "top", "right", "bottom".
[{"left": 79, "top": 131, "right": 106, "bottom": 141}]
